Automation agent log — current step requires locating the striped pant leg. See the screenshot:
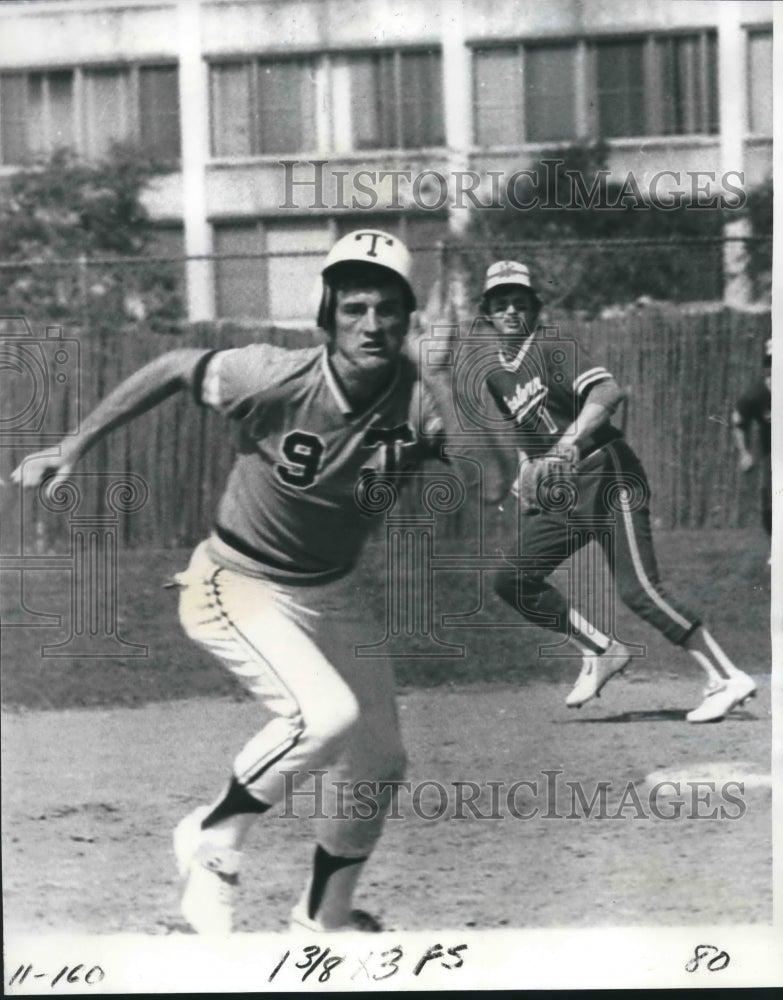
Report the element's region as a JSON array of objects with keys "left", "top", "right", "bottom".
[
  {"left": 601, "top": 442, "right": 699, "bottom": 645},
  {"left": 176, "top": 542, "right": 360, "bottom": 807}
]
